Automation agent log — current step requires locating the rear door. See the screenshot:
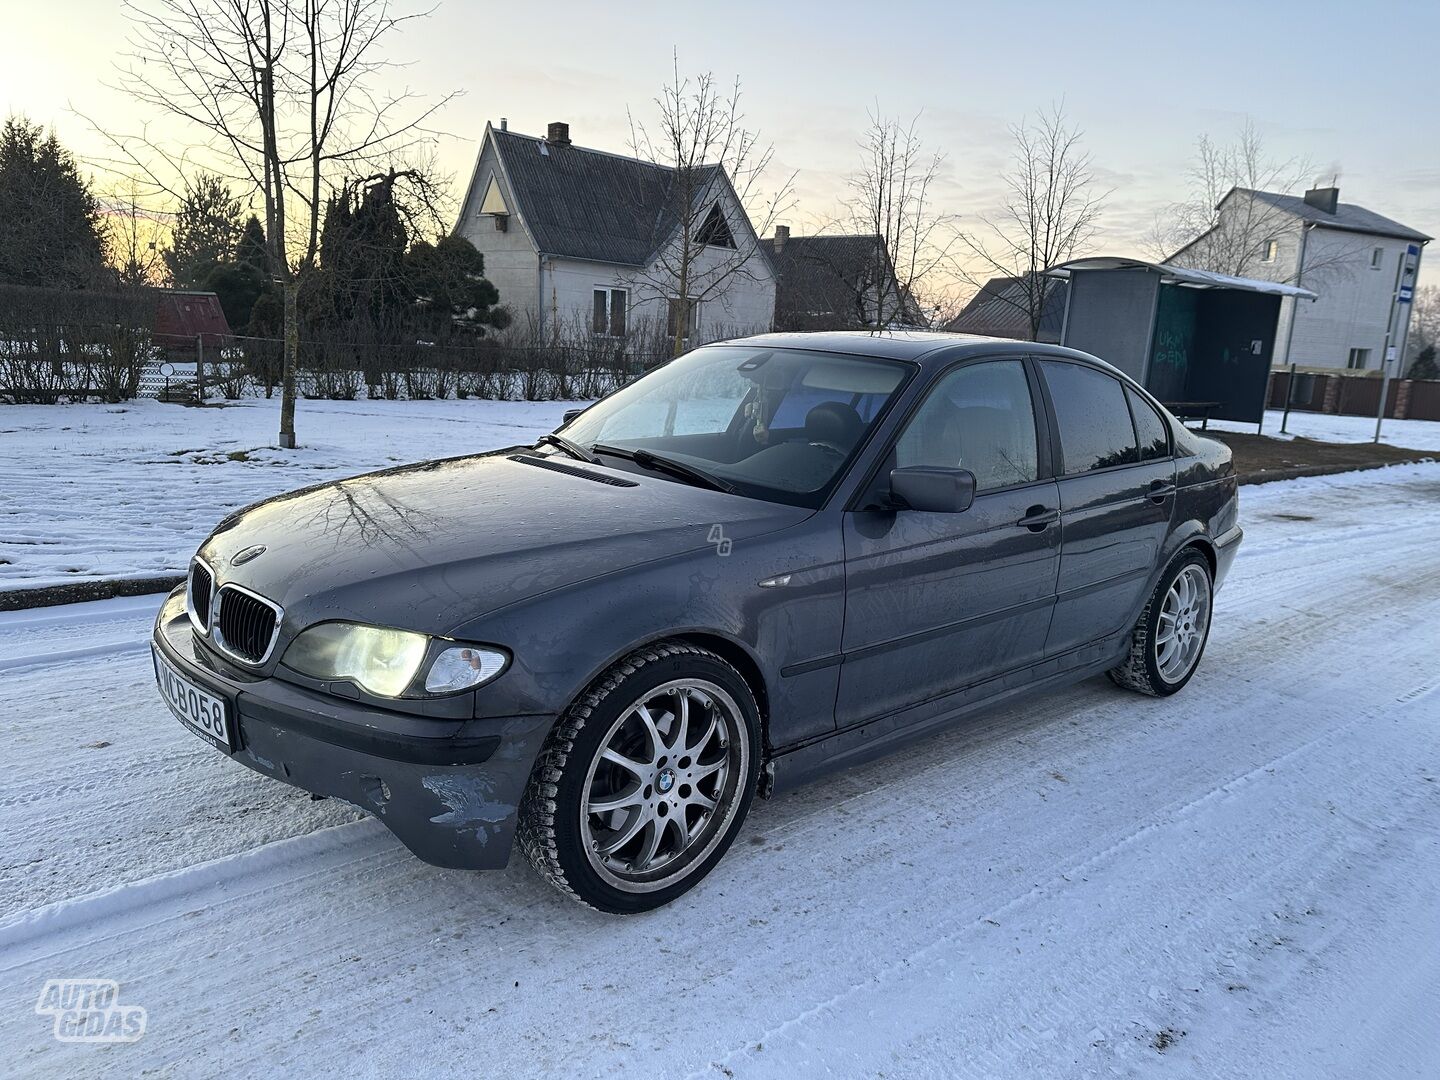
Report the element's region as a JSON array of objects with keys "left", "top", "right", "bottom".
[
  {"left": 1037, "top": 360, "right": 1176, "bottom": 656},
  {"left": 837, "top": 358, "right": 1061, "bottom": 728}
]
